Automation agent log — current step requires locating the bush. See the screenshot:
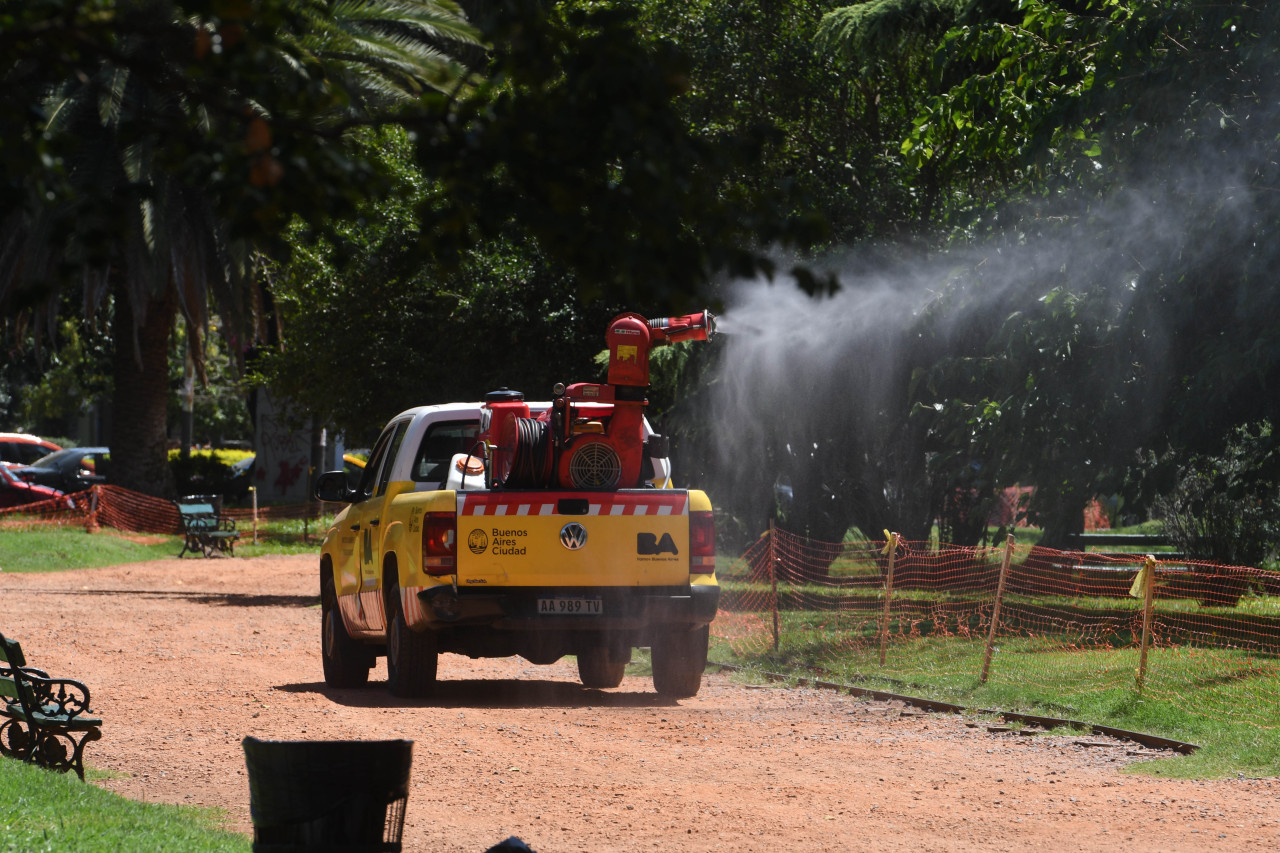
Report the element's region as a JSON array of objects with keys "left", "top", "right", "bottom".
[
  {"left": 168, "top": 449, "right": 253, "bottom": 500},
  {"left": 1153, "top": 422, "right": 1280, "bottom": 568}
]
